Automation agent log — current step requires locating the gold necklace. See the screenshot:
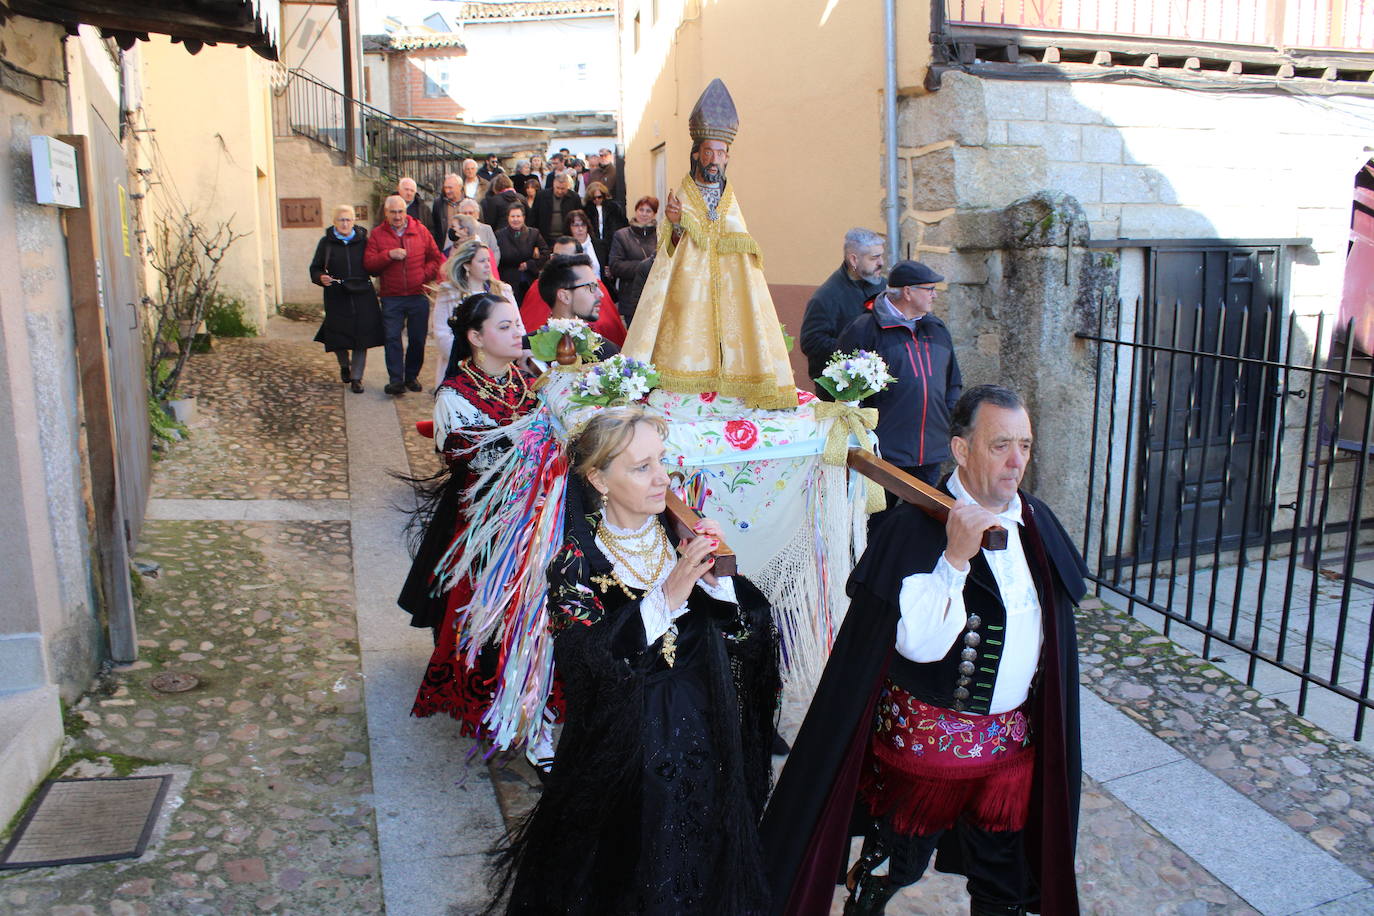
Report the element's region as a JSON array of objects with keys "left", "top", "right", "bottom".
[
  {"left": 461, "top": 358, "right": 527, "bottom": 402},
  {"left": 596, "top": 520, "right": 672, "bottom": 589}
]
